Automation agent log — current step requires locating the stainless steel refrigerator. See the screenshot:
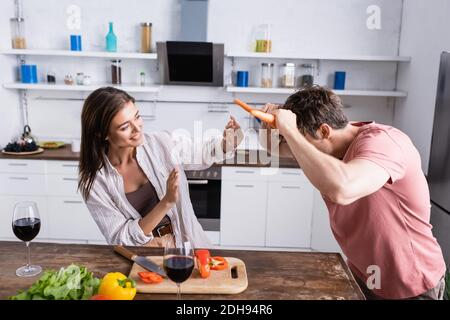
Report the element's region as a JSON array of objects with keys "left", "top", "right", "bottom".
[{"left": 428, "top": 51, "right": 450, "bottom": 269}]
